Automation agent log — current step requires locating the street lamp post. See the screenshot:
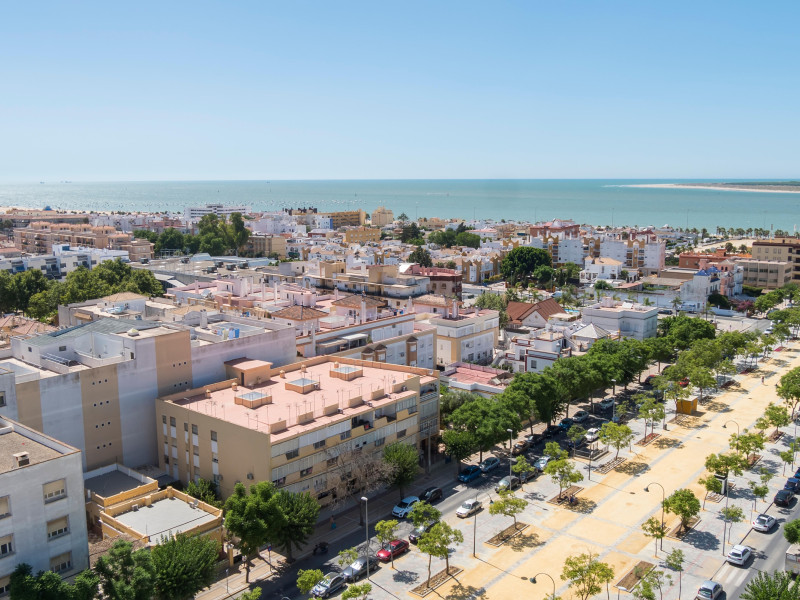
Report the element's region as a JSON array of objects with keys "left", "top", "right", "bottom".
[
  {"left": 618, "top": 586, "right": 629, "bottom": 600},
  {"left": 361, "top": 496, "right": 371, "bottom": 579},
  {"left": 507, "top": 428, "right": 514, "bottom": 477},
  {"left": 644, "top": 482, "right": 666, "bottom": 549},
  {"left": 531, "top": 572, "right": 556, "bottom": 600},
  {"left": 723, "top": 420, "right": 740, "bottom": 452},
  {"left": 472, "top": 492, "right": 492, "bottom": 558}
]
